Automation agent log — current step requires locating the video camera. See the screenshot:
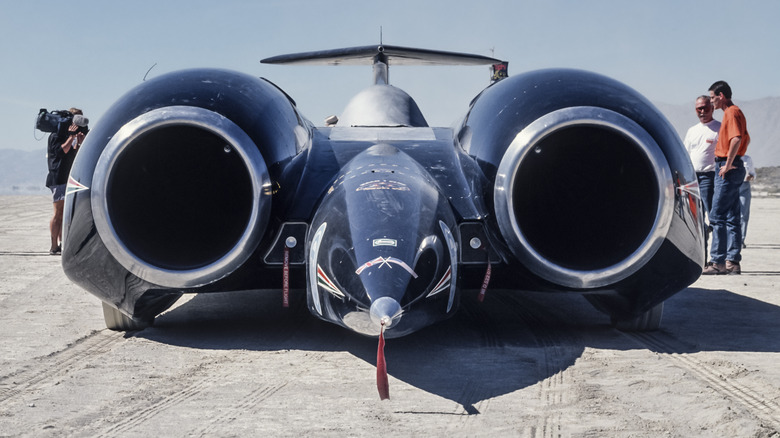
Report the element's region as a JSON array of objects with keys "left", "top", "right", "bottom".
[{"left": 35, "top": 108, "right": 73, "bottom": 133}]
